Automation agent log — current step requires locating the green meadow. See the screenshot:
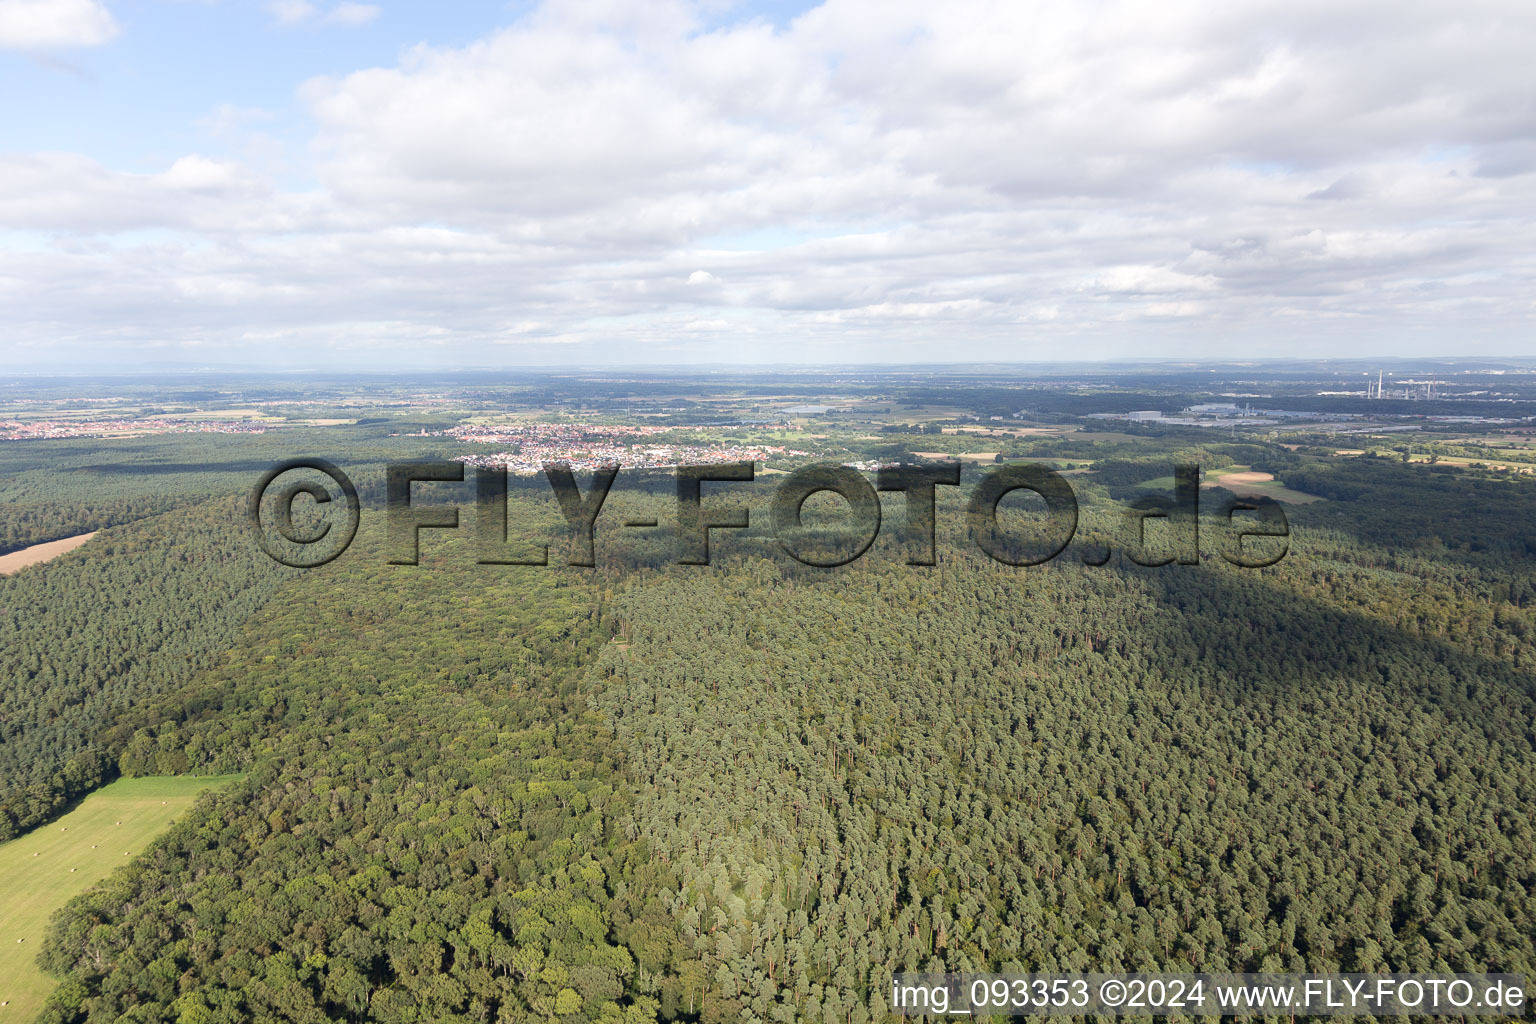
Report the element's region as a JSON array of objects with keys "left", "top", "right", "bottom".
[{"left": 0, "top": 776, "right": 239, "bottom": 1022}]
